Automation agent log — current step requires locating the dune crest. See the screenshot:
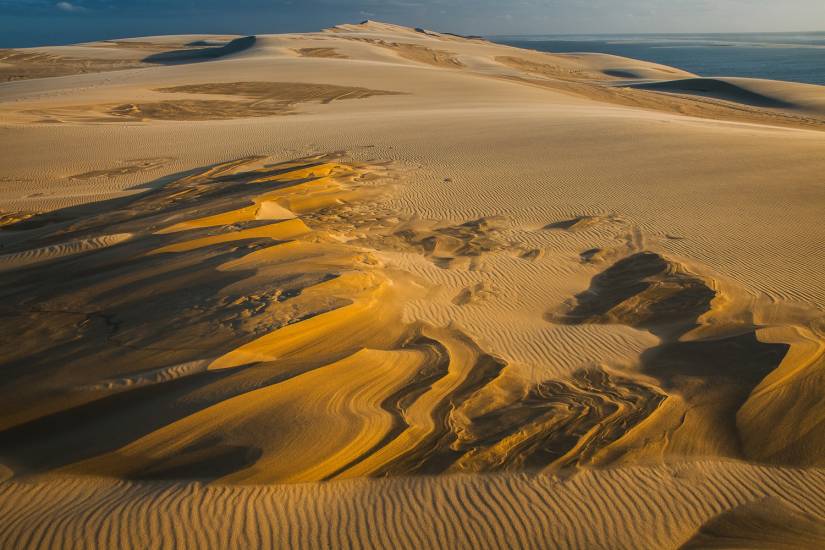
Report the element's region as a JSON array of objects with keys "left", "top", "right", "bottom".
[{"left": 630, "top": 77, "right": 825, "bottom": 117}]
